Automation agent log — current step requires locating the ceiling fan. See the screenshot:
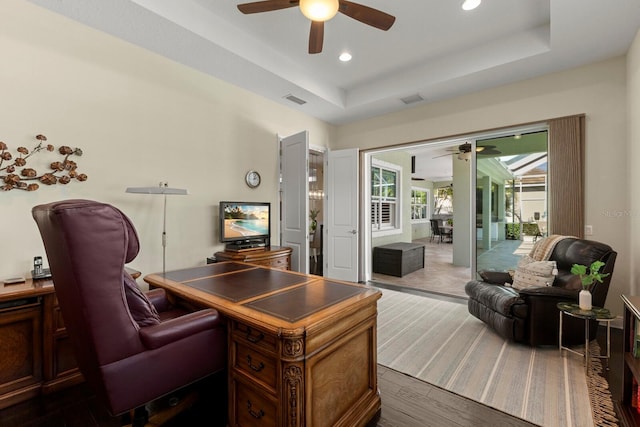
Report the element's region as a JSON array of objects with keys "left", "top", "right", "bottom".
[
  {"left": 236, "top": 0, "right": 396, "bottom": 54},
  {"left": 432, "top": 142, "right": 501, "bottom": 159}
]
